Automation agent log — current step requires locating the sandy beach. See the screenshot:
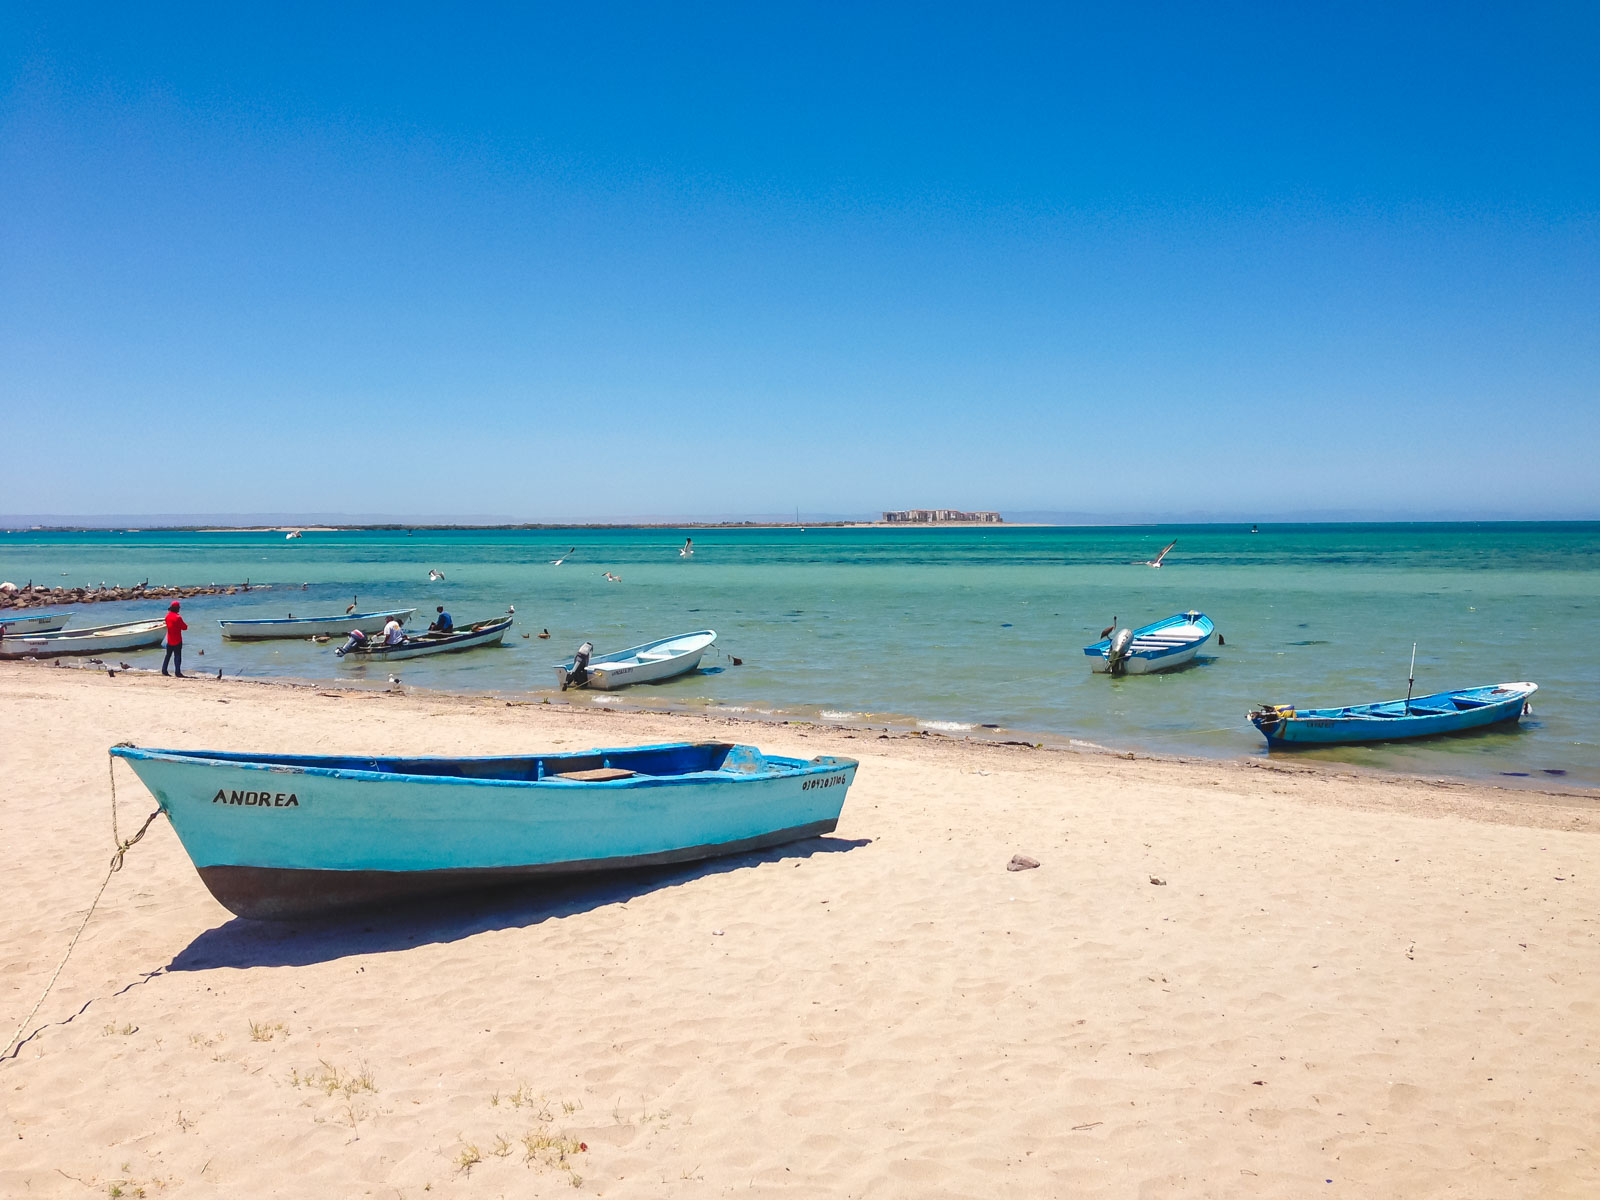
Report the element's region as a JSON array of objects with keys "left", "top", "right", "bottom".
[{"left": 2, "top": 661, "right": 1596, "bottom": 1198}]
